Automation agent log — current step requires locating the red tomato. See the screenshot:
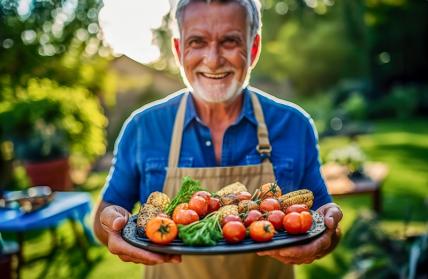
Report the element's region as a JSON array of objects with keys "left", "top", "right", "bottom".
[
  {"left": 267, "top": 210, "right": 285, "bottom": 231},
  {"left": 236, "top": 191, "right": 252, "bottom": 201},
  {"left": 285, "top": 204, "right": 309, "bottom": 214},
  {"left": 173, "top": 209, "right": 199, "bottom": 225},
  {"left": 249, "top": 220, "right": 275, "bottom": 242},
  {"left": 208, "top": 197, "right": 221, "bottom": 213},
  {"left": 283, "top": 211, "right": 313, "bottom": 234},
  {"left": 193, "top": 191, "right": 211, "bottom": 203},
  {"left": 172, "top": 203, "right": 188, "bottom": 220},
  {"left": 188, "top": 196, "right": 208, "bottom": 217},
  {"left": 244, "top": 209, "right": 263, "bottom": 227},
  {"left": 223, "top": 221, "right": 246, "bottom": 243},
  {"left": 221, "top": 215, "right": 242, "bottom": 227},
  {"left": 145, "top": 216, "right": 178, "bottom": 245},
  {"left": 259, "top": 198, "right": 281, "bottom": 213}
]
